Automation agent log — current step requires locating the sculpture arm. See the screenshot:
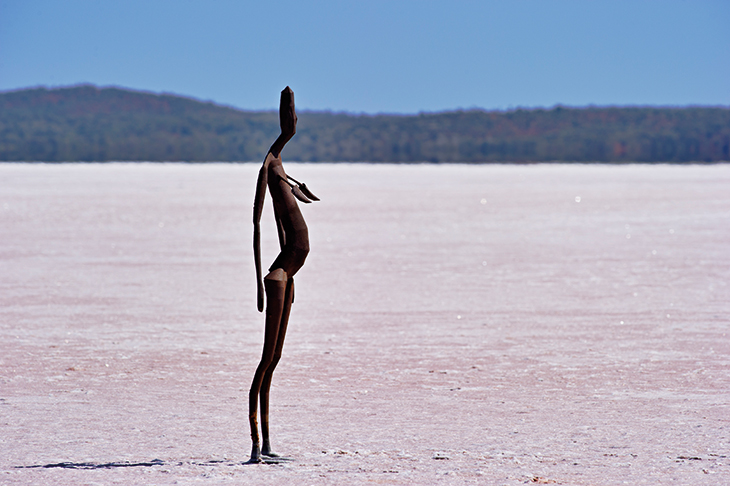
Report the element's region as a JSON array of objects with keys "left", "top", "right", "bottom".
[{"left": 253, "top": 159, "right": 269, "bottom": 312}]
